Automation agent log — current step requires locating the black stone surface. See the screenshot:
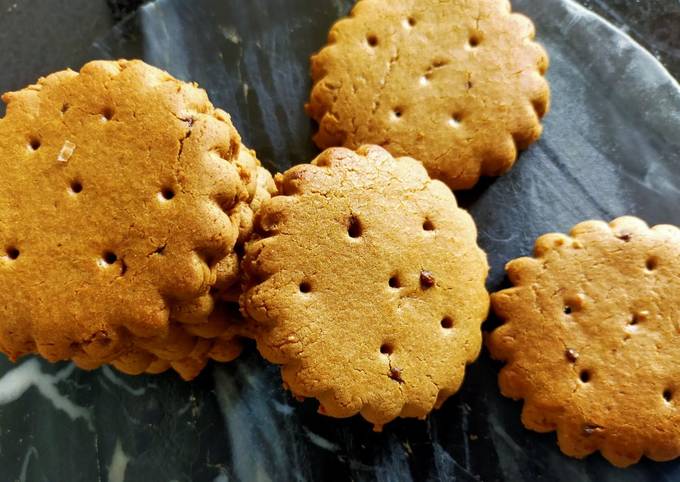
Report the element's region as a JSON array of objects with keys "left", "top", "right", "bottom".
[
  {"left": 0, "top": 1, "right": 679, "bottom": 482},
  {"left": 579, "top": 0, "right": 680, "bottom": 79}
]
